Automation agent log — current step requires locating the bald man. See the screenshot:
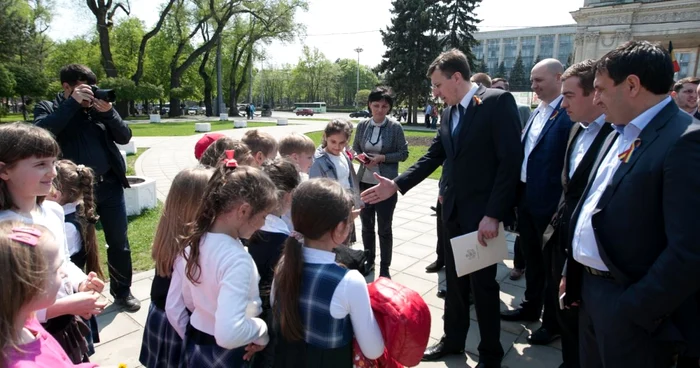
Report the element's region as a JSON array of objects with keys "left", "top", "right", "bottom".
[{"left": 501, "top": 59, "right": 574, "bottom": 342}]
